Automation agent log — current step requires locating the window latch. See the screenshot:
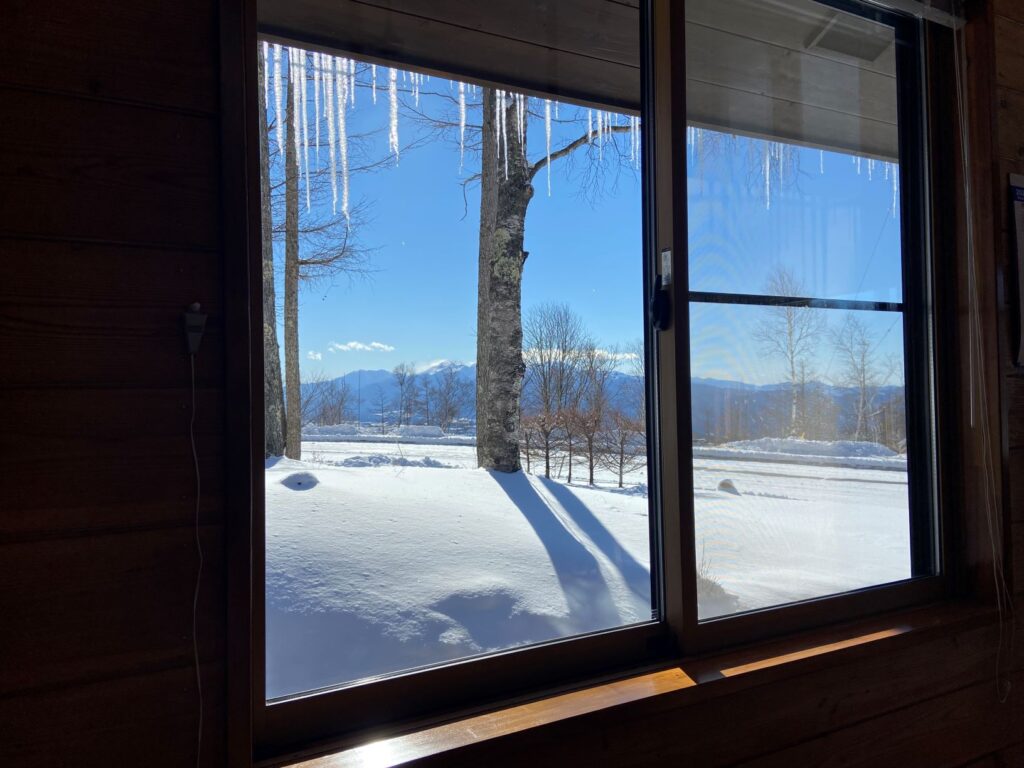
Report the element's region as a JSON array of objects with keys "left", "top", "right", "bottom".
[{"left": 651, "top": 249, "right": 672, "bottom": 331}]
